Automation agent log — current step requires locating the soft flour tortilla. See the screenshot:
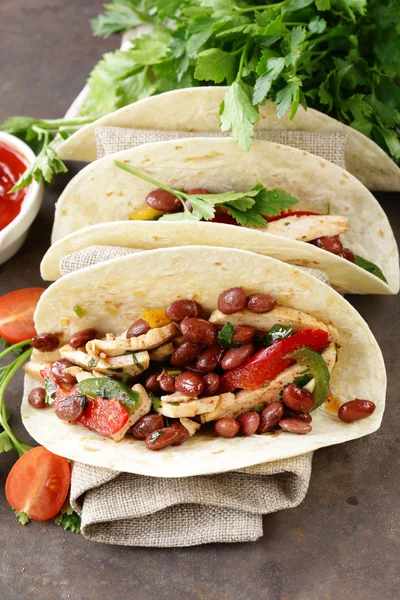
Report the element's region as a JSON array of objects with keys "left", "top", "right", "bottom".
[
  {"left": 49, "top": 138, "right": 399, "bottom": 294},
  {"left": 23, "top": 246, "right": 386, "bottom": 477},
  {"left": 56, "top": 86, "right": 400, "bottom": 192}
]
